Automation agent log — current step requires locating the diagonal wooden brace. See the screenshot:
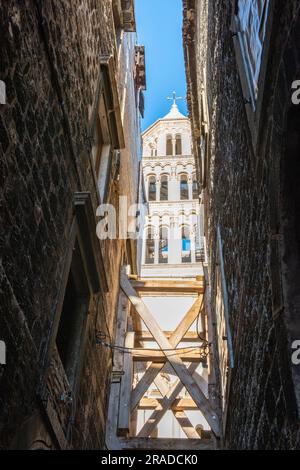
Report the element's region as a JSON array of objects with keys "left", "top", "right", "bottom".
[{"left": 131, "top": 295, "right": 203, "bottom": 410}]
